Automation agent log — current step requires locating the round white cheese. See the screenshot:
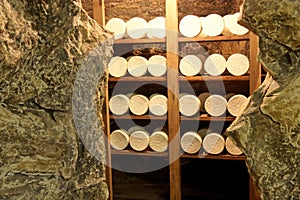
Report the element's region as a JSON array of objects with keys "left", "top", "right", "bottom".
[
  {"left": 148, "top": 16, "right": 166, "bottom": 39},
  {"left": 126, "top": 17, "right": 148, "bottom": 39},
  {"left": 129, "top": 130, "right": 150, "bottom": 151},
  {"left": 225, "top": 137, "right": 243, "bottom": 155},
  {"left": 105, "top": 18, "right": 127, "bottom": 40},
  {"left": 147, "top": 55, "right": 167, "bottom": 77},
  {"left": 203, "top": 133, "right": 225, "bottom": 155},
  {"left": 108, "top": 56, "right": 128, "bottom": 77},
  {"left": 149, "top": 131, "right": 168, "bottom": 152},
  {"left": 226, "top": 53, "right": 250, "bottom": 76},
  {"left": 227, "top": 94, "right": 248, "bottom": 116},
  {"left": 204, "top": 54, "right": 227, "bottom": 76},
  {"left": 109, "top": 94, "right": 129, "bottom": 115},
  {"left": 179, "top": 94, "right": 201, "bottom": 116},
  {"left": 127, "top": 56, "right": 148, "bottom": 77},
  {"left": 129, "top": 94, "right": 149, "bottom": 115},
  {"left": 181, "top": 131, "right": 202, "bottom": 154},
  {"left": 201, "top": 14, "right": 224, "bottom": 37},
  {"left": 179, "top": 15, "right": 202, "bottom": 38},
  {"left": 204, "top": 94, "right": 227, "bottom": 116},
  {"left": 110, "top": 129, "right": 129, "bottom": 150},
  {"left": 179, "top": 55, "right": 202, "bottom": 76},
  {"left": 149, "top": 94, "right": 168, "bottom": 116}
]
